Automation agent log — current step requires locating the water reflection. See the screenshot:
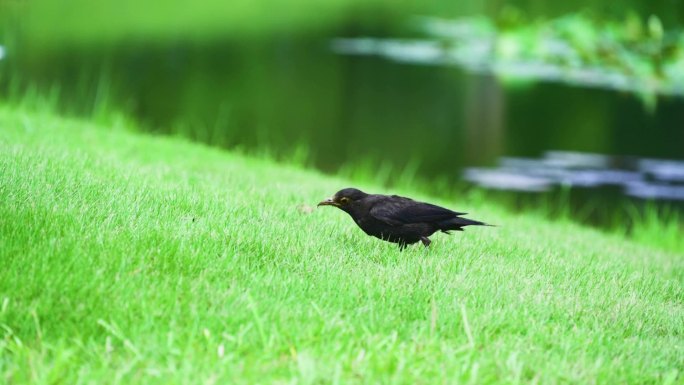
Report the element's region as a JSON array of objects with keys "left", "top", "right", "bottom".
[
  {"left": 465, "top": 151, "right": 684, "bottom": 201},
  {"left": 640, "top": 159, "right": 684, "bottom": 182},
  {"left": 333, "top": 36, "right": 656, "bottom": 95}
]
